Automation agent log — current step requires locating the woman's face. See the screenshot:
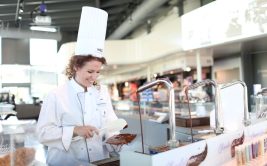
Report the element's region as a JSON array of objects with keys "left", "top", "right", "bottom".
[{"left": 74, "top": 60, "right": 102, "bottom": 88}]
